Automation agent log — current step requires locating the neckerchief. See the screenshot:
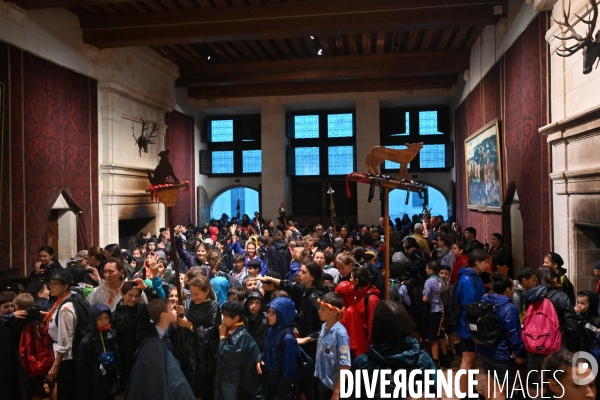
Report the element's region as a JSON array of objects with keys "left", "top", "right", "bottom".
[
  {"left": 227, "top": 321, "right": 245, "bottom": 338},
  {"left": 44, "top": 291, "right": 70, "bottom": 325}
]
